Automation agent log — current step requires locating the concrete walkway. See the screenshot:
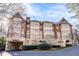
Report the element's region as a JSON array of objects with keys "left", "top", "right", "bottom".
[
  {"left": 0, "top": 51, "right": 12, "bottom": 56},
  {"left": 1, "top": 46, "right": 79, "bottom": 56}
]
